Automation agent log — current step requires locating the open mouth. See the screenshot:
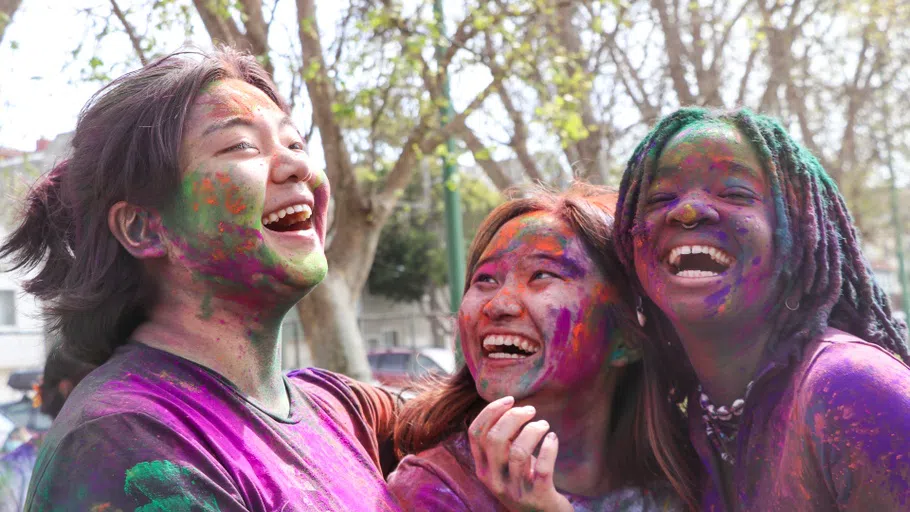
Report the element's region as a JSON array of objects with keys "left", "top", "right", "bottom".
[
  {"left": 262, "top": 204, "right": 313, "bottom": 233},
  {"left": 665, "top": 245, "right": 734, "bottom": 278},
  {"left": 482, "top": 335, "right": 541, "bottom": 360}
]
